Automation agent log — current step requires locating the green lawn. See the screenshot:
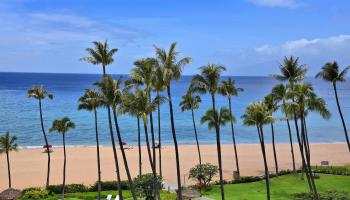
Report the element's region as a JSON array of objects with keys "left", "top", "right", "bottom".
[{"left": 202, "top": 174, "right": 350, "bottom": 200}]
